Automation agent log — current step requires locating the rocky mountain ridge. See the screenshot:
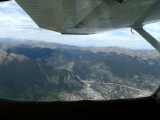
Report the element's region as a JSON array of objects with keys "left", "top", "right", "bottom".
[{"left": 0, "top": 40, "right": 159, "bottom": 101}]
